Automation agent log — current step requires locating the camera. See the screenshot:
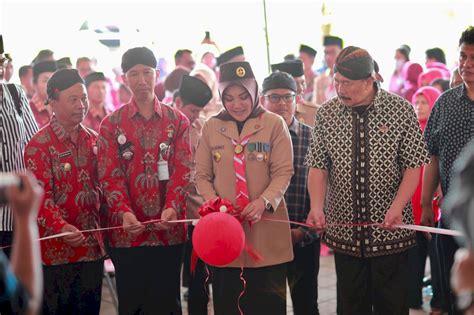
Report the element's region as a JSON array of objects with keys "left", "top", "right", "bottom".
[{"left": 0, "top": 173, "right": 21, "bottom": 205}]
